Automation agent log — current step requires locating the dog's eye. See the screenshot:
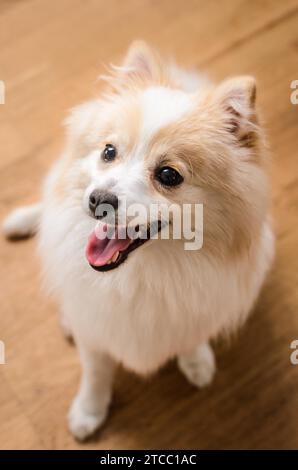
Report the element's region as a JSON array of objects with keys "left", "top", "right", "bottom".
[
  {"left": 155, "top": 166, "right": 184, "bottom": 187},
  {"left": 102, "top": 144, "right": 117, "bottom": 162}
]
